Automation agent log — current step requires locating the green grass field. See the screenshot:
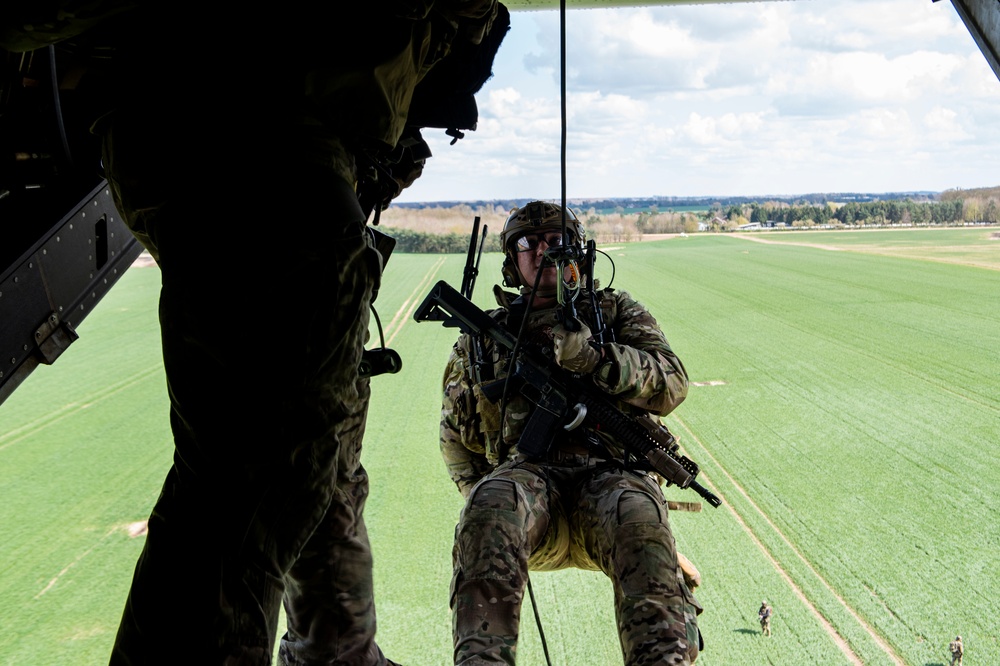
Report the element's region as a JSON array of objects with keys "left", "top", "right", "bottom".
[
  {"left": 1, "top": 230, "right": 997, "bottom": 665},
  {"left": 738, "top": 227, "right": 1000, "bottom": 272}
]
